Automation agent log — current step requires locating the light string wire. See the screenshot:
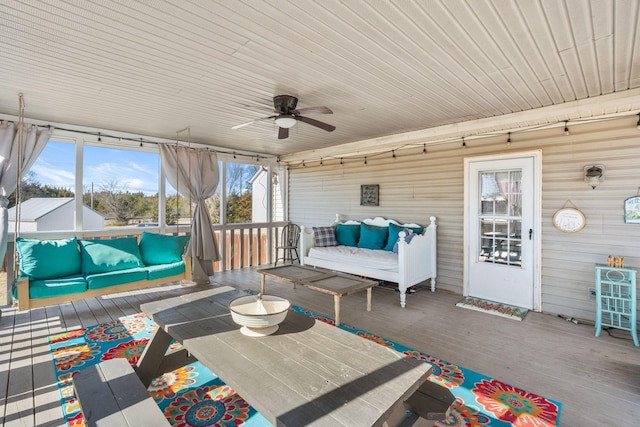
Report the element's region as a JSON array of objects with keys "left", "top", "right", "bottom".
[
  {"left": 283, "top": 113, "right": 640, "bottom": 169},
  {"left": 0, "top": 121, "right": 275, "bottom": 162}
]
